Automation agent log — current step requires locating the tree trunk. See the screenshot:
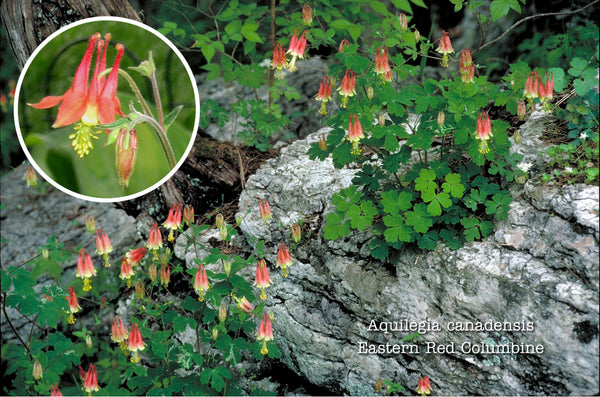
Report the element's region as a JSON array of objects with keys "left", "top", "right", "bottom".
[{"left": 0, "top": 0, "right": 141, "bottom": 68}]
